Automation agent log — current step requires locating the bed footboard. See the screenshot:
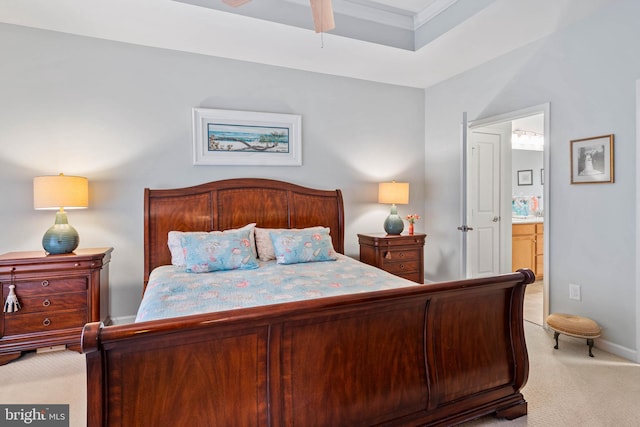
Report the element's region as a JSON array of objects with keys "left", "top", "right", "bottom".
[{"left": 83, "top": 269, "right": 534, "bottom": 426}]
